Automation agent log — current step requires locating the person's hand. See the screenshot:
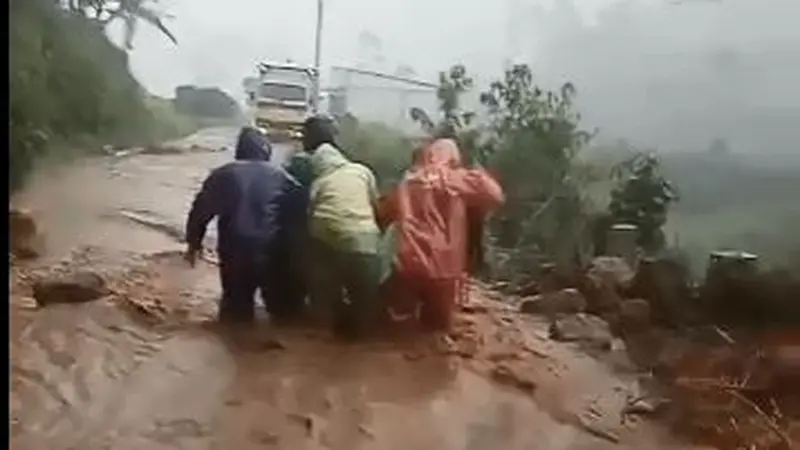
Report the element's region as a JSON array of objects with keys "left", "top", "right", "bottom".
[{"left": 184, "top": 246, "right": 200, "bottom": 268}]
